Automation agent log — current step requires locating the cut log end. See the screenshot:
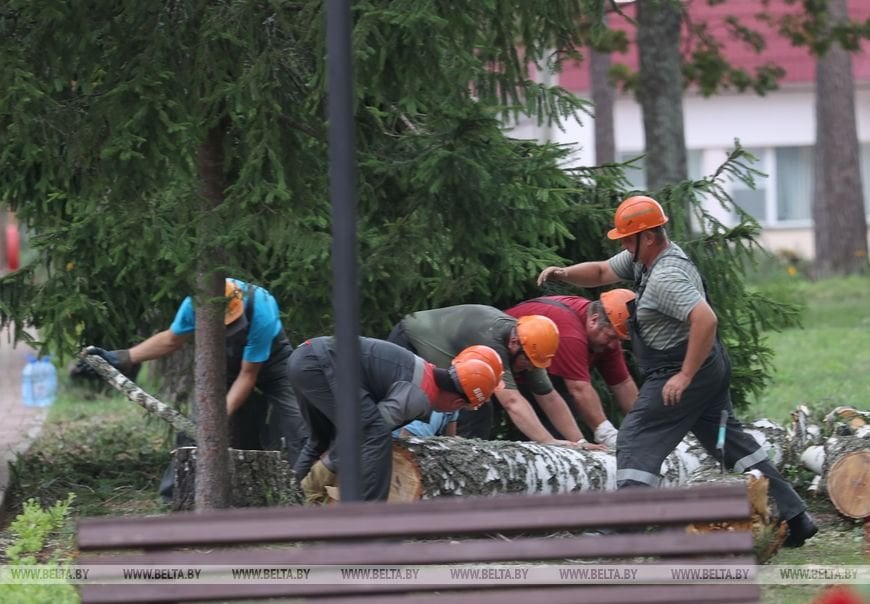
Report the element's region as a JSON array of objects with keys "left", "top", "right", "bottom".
[
  {"left": 827, "top": 451, "right": 870, "bottom": 519},
  {"left": 389, "top": 442, "right": 424, "bottom": 502}
]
